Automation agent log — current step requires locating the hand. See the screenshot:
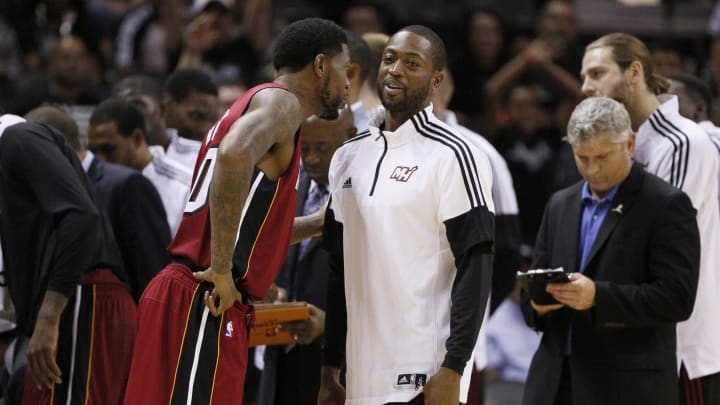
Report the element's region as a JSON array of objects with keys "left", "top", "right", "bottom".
[
  {"left": 317, "top": 366, "right": 345, "bottom": 405},
  {"left": 183, "top": 13, "right": 223, "bottom": 54},
  {"left": 423, "top": 367, "right": 460, "bottom": 405},
  {"left": 27, "top": 315, "right": 62, "bottom": 389},
  {"left": 261, "top": 283, "right": 288, "bottom": 303},
  {"left": 193, "top": 268, "right": 243, "bottom": 317},
  {"left": 530, "top": 300, "right": 564, "bottom": 316},
  {"left": 546, "top": 273, "right": 596, "bottom": 310},
  {"left": 279, "top": 304, "right": 325, "bottom": 344}
]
